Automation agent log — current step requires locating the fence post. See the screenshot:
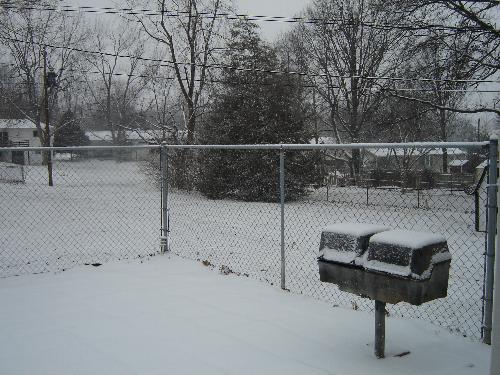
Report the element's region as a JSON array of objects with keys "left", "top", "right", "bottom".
[
  {"left": 489, "top": 168, "right": 500, "bottom": 374},
  {"left": 160, "top": 142, "right": 169, "bottom": 254},
  {"left": 280, "top": 146, "right": 286, "bottom": 290},
  {"left": 484, "top": 138, "right": 498, "bottom": 344}
]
